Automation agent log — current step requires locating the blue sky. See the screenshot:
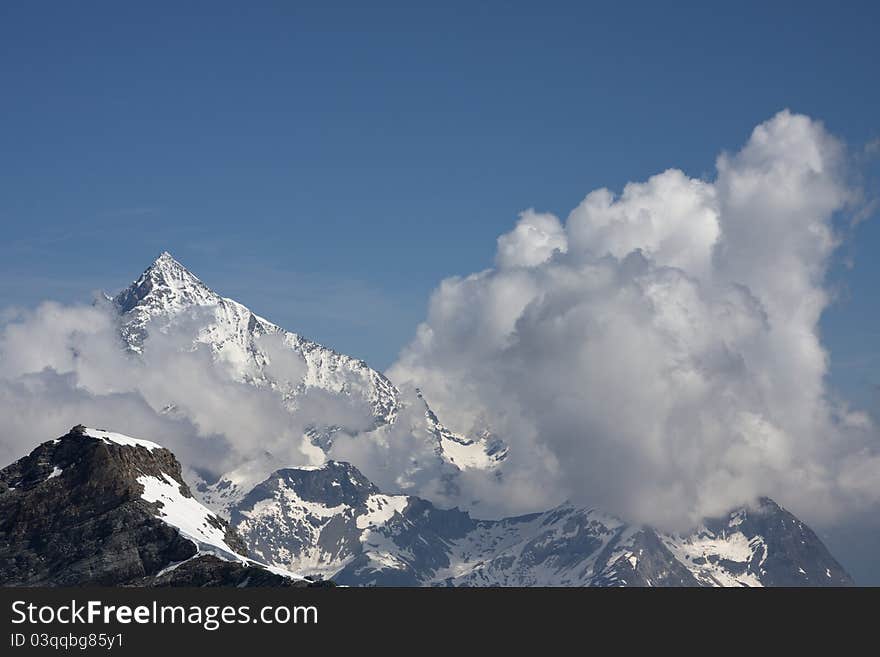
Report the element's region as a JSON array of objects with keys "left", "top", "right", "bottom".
[{"left": 1, "top": 0, "right": 877, "bottom": 407}]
